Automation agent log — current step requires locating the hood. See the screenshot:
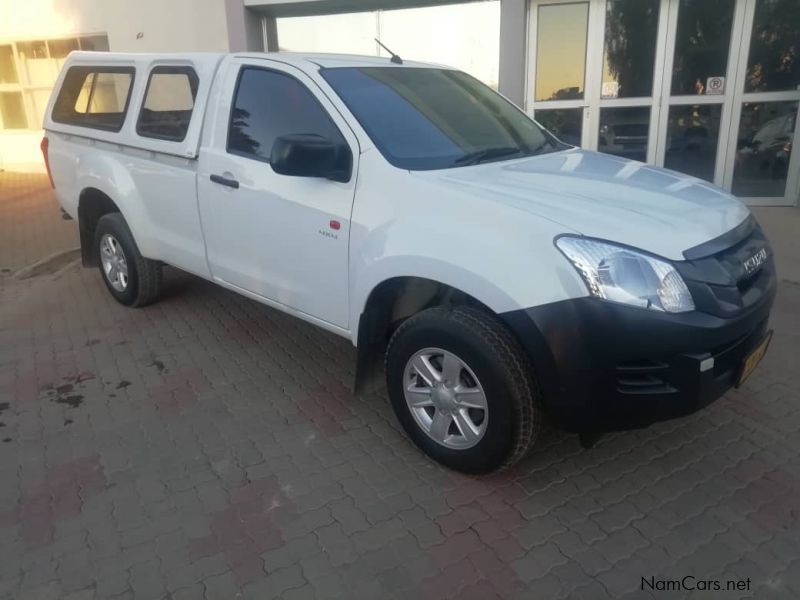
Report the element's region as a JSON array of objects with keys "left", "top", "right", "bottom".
[{"left": 414, "top": 148, "right": 750, "bottom": 261}]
